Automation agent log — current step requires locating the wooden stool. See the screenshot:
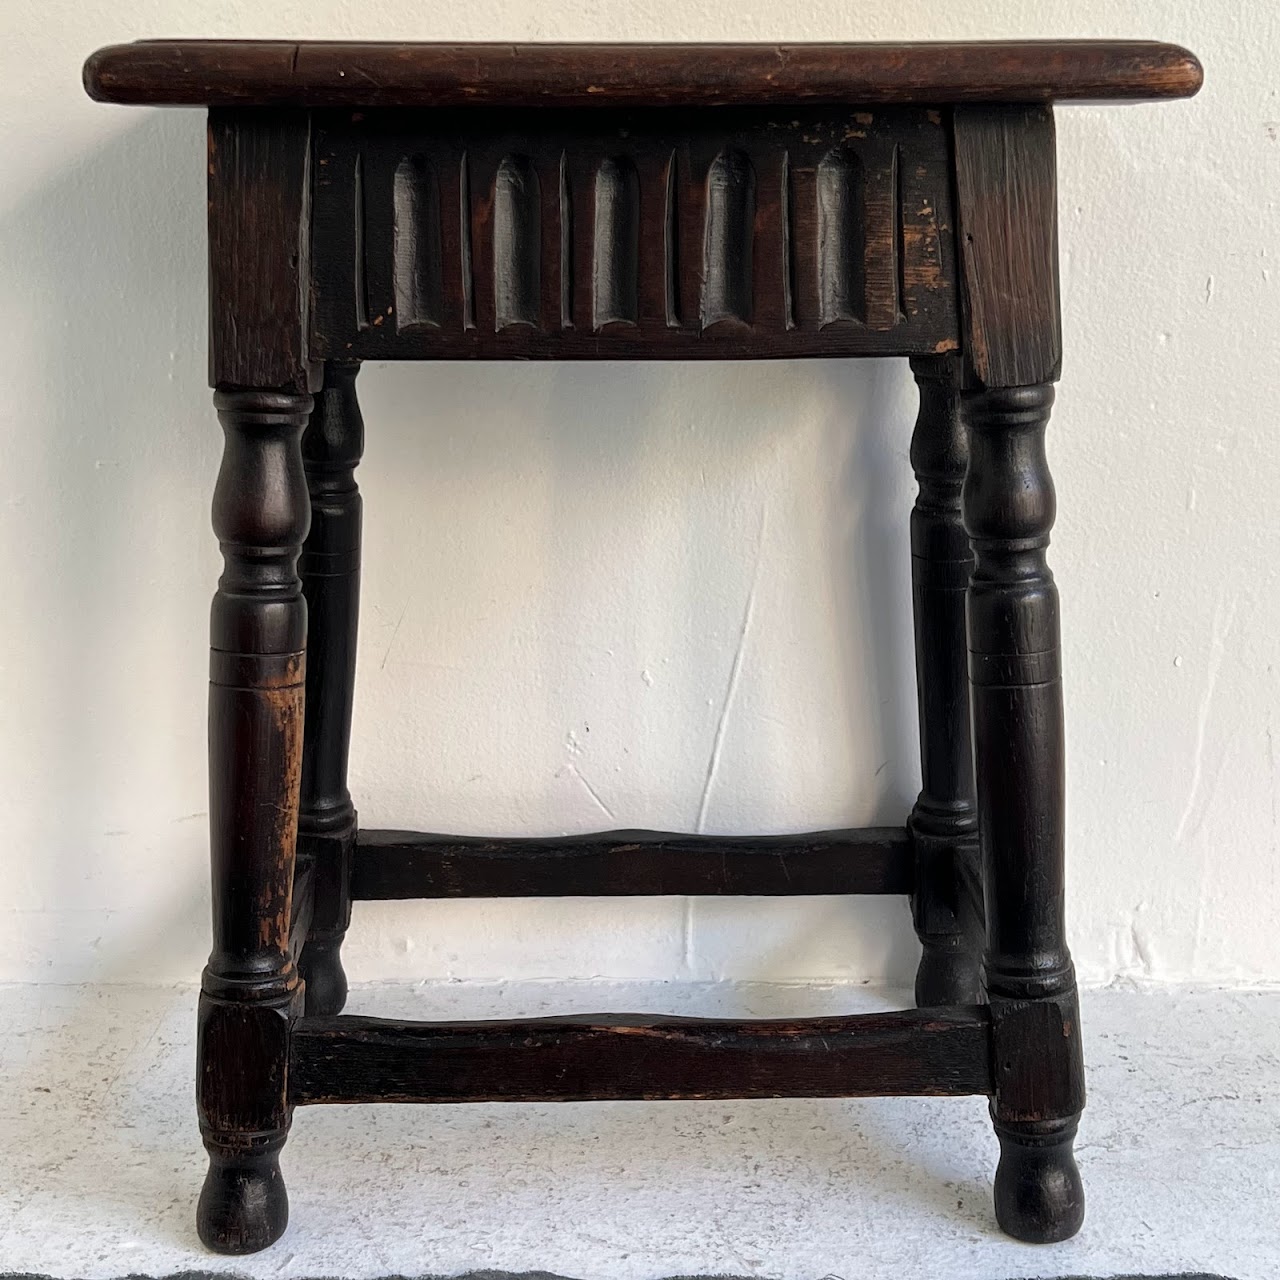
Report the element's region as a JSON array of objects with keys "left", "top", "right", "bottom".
[{"left": 83, "top": 39, "right": 1202, "bottom": 1255}]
